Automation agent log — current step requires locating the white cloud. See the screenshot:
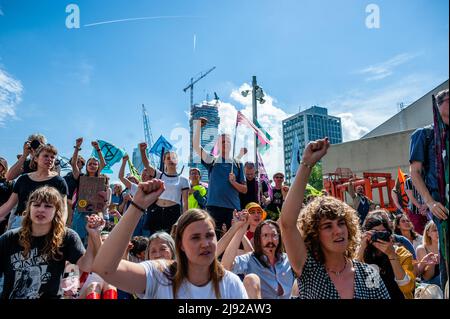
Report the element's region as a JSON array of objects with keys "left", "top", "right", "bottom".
[
  {"left": 0, "top": 66, "right": 23, "bottom": 125},
  {"left": 356, "top": 52, "right": 420, "bottom": 81},
  {"left": 337, "top": 113, "right": 370, "bottom": 141},
  {"left": 72, "top": 61, "right": 93, "bottom": 85},
  {"left": 216, "top": 83, "right": 291, "bottom": 177},
  {"left": 327, "top": 73, "right": 440, "bottom": 141}
]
